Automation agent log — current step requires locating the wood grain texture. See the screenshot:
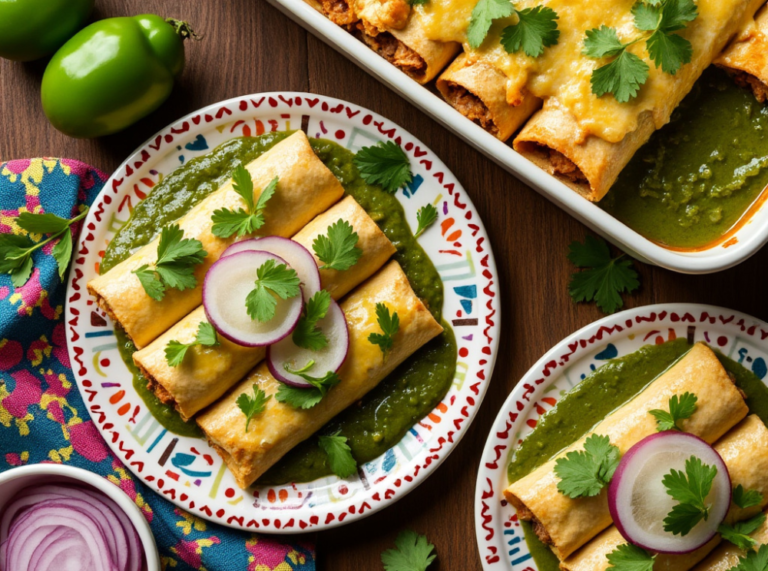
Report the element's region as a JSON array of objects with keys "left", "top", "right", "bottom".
[{"left": 3, "top": 1, "right": 768, "bottom": 569}]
